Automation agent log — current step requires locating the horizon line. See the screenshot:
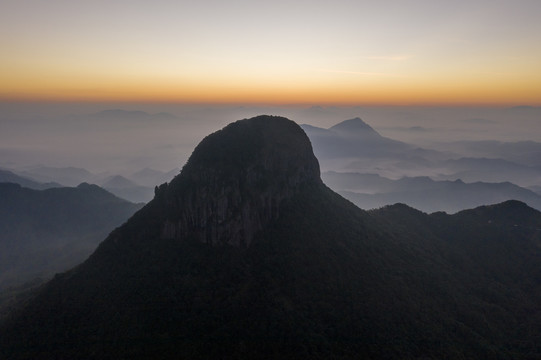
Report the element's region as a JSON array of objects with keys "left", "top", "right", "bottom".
[{"left": 1, "top": 98, "right": 539, "bottom": 108}]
